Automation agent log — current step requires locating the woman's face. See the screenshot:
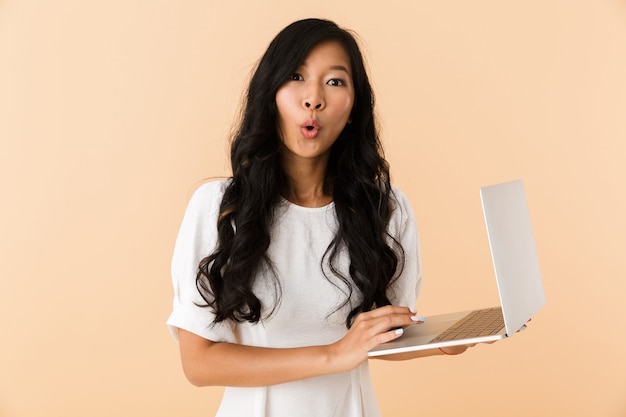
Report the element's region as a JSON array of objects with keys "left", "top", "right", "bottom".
[{"left": 275, "top": 41, "right": 355, "bottom": 166}]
